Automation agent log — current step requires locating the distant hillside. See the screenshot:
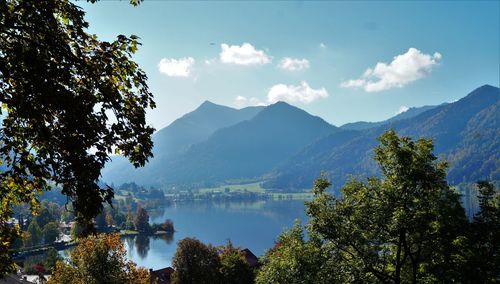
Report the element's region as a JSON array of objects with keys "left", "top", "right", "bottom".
[
  {"left": 125, "top": 102, "right": 338, "bottom": 187},
  {"left": 153, "top": 101, "right": 264, "bottom": 158},
  {"left": 101, "top": 101, "right": 264, "bottom": 185},
  {"left": 102, "top": 85, "right": 499, "bottom": 191},
  {"left": 265, "top": 85, "right": 500, "bottom": 190},
  {"left": 446, "top": 100, "right": 499, "bottom": 183},
  {"left": 340, "top": 105, "right": 439, "bottom": 131}
]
